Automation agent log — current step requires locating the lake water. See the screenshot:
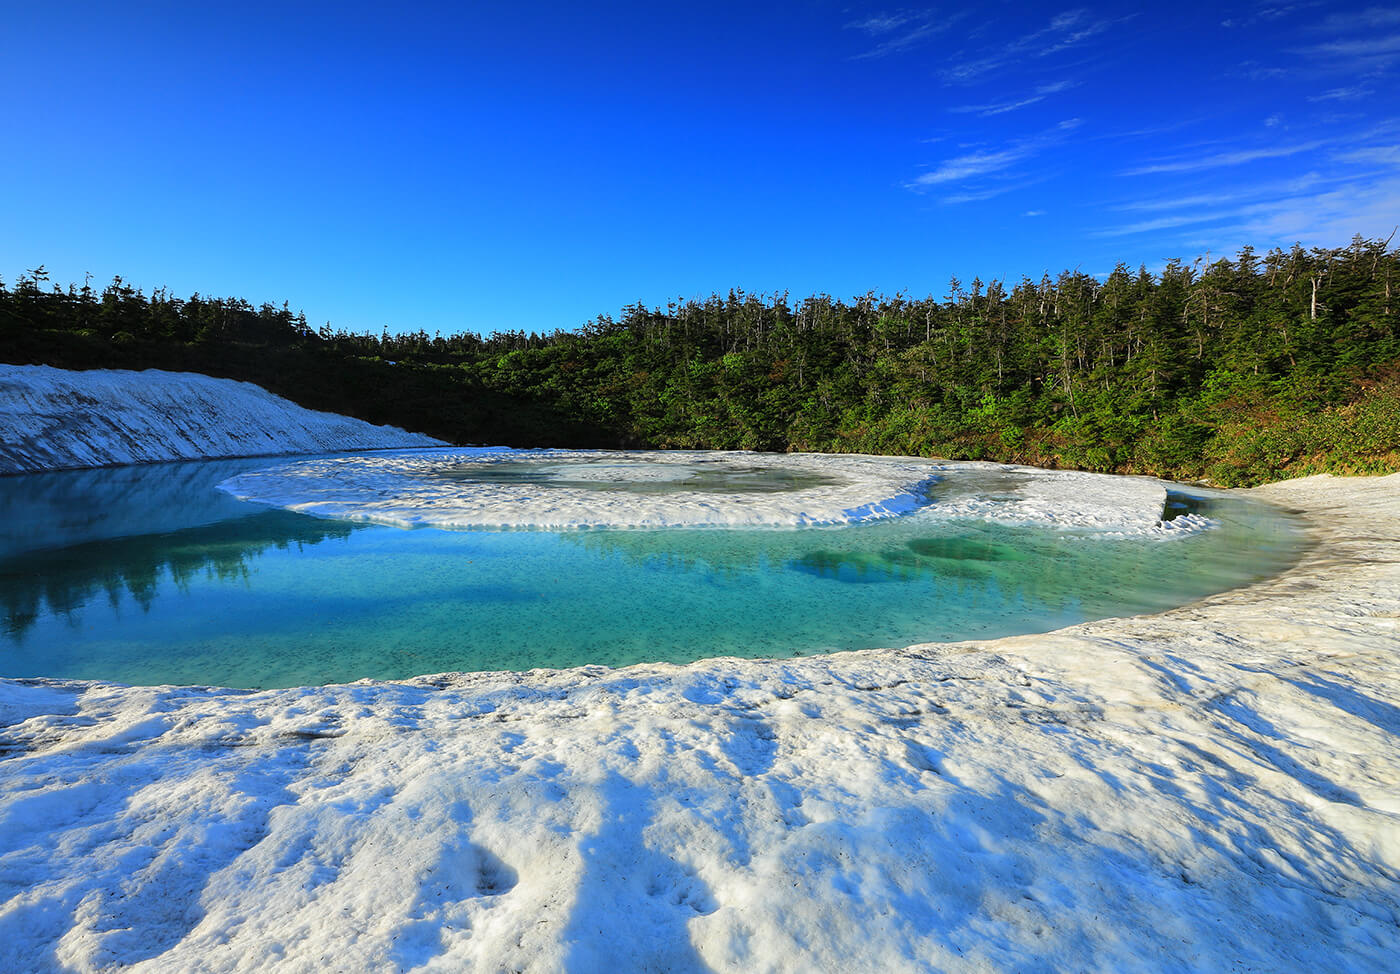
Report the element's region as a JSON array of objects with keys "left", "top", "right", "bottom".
[{"left": 0, "top": 451, "right": 1304, "bottom": 689}]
